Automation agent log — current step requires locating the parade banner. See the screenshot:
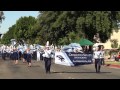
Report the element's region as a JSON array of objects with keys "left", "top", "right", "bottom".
[
  {"left": 55, "top": 51, "right": 93, "bottom": 66},
  {"left": 65, "top": 52, "right": 93, "bottom": 66},
  {"left": 55, "top": 51, "right": 74, "bottom": 66}
]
